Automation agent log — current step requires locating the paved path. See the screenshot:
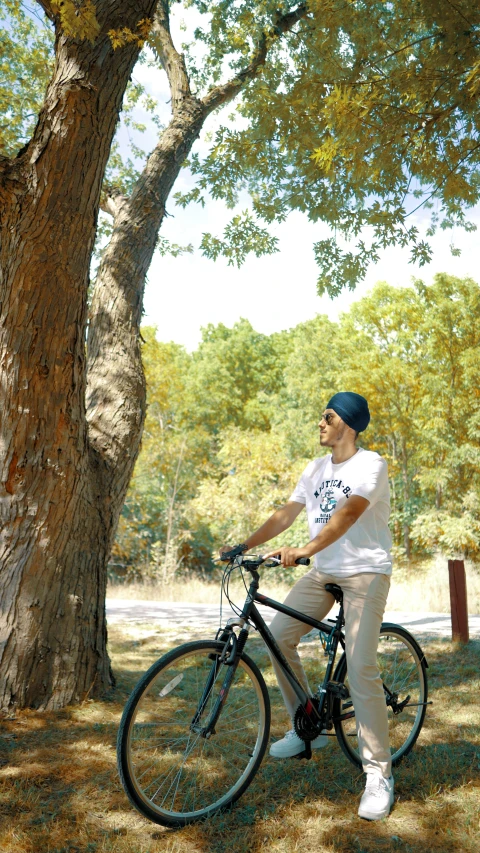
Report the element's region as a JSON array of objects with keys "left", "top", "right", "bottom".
[{"left": 106, "top": 599, "right": 480, "bottom": 640}]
